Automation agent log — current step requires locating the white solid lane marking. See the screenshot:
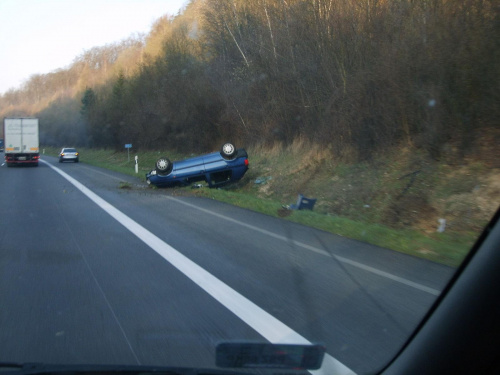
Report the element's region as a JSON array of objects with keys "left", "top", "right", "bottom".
[
  {"left": 165, "top": 197, "right": 441, "bottom": 296},
  {"left": 334, "top": 256, "right": 440, "bottom": 296},
  {"left": 42, "top": 160, "right": 356, "bottom": 375}
]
